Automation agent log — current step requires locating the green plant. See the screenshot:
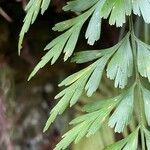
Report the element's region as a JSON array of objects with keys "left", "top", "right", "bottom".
[{"left": 19, "top": 0, "right": 150, "bottom": 149}]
